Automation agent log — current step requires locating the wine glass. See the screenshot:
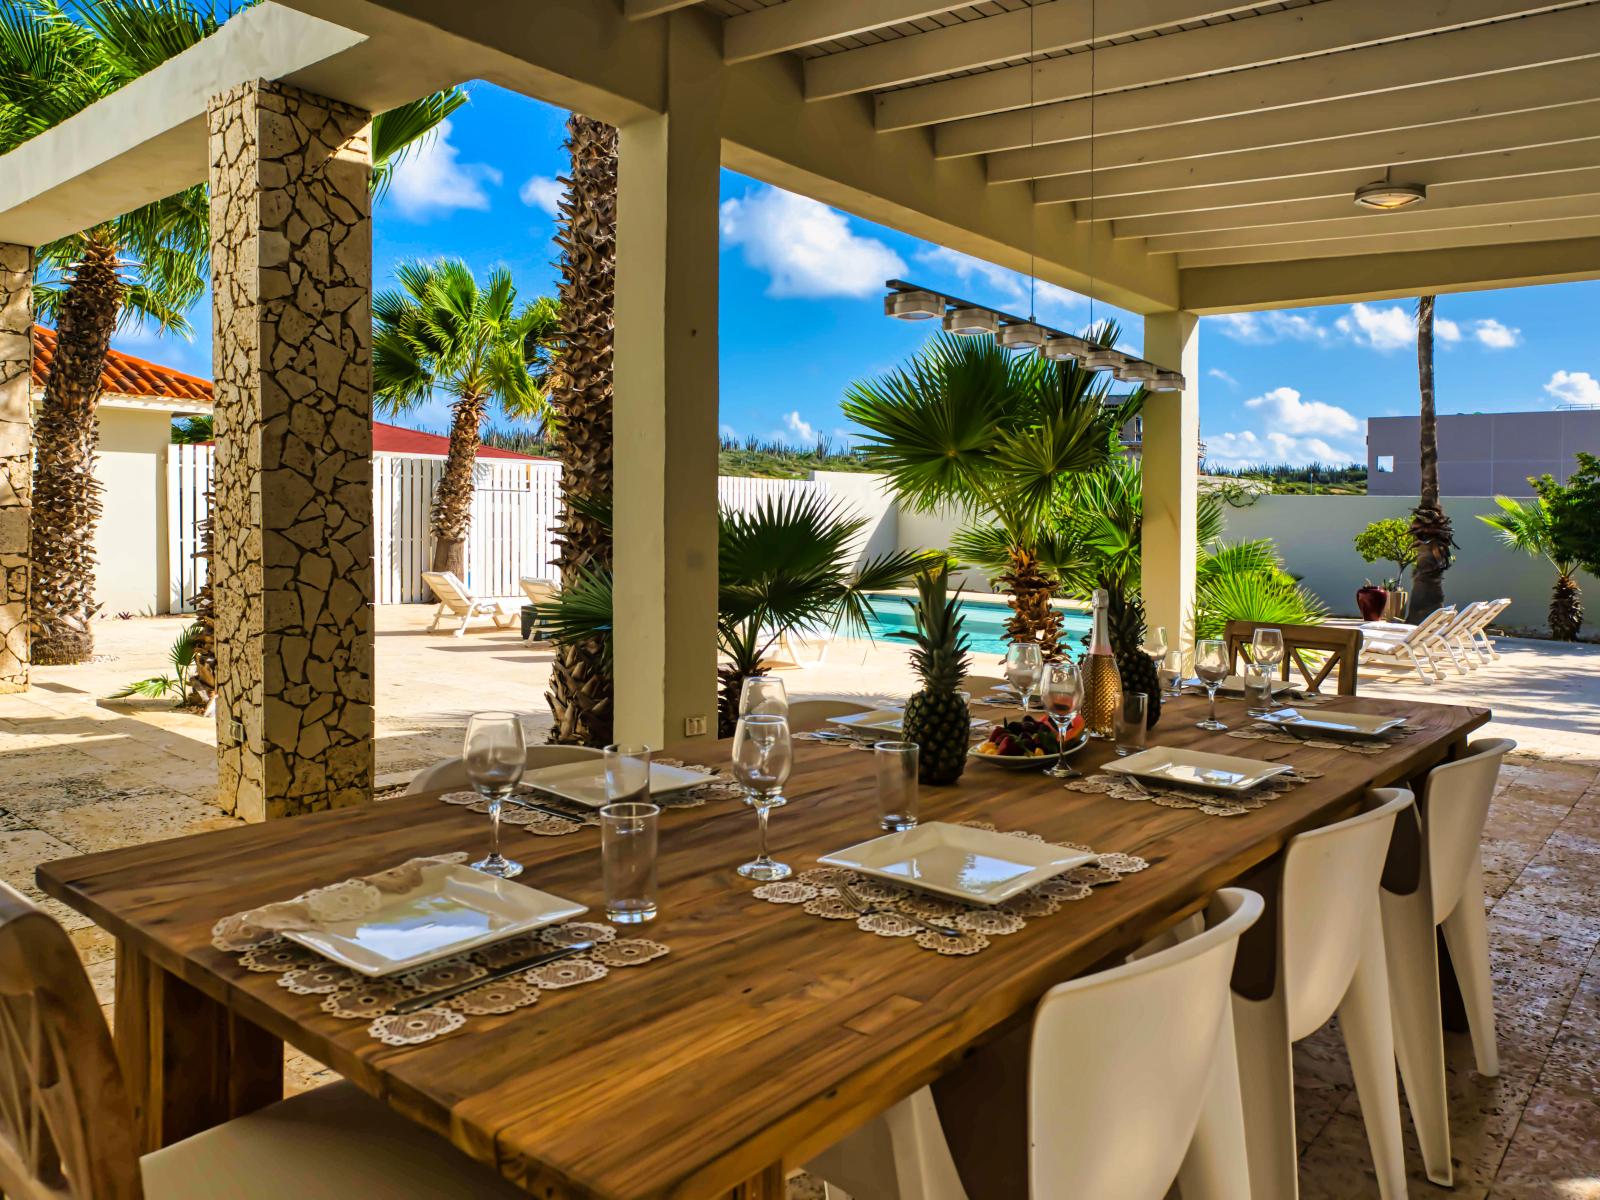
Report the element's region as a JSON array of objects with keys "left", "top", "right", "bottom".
[
  {"left": 1144, "top": 625, "right": 1169, "bottom": 663},
  {"left": 1038, "top": 660, "right": 1084, "bottom": 779},
  {"left": 1004, "top": 641, "right": 1043, "bottom": 710},
  {"left": 739, "top": 675, "right": 788, "bottom": 718},
  {"left": 464, "top": 712, "right": 526, "bottom": 879},
  {"left": 732, "top": 713, "right": 793, "bottom": 881},
  {"left": 1194, "top": 639, "right": 1230, "bottom": 732},
  {"left": 1251, "top": 628, "right": 1285, "bottom": 710}
]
